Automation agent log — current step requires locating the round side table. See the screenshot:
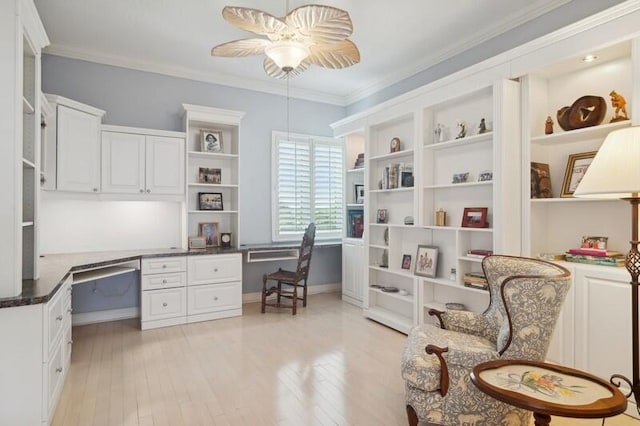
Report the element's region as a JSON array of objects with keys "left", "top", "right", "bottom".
[{"left": 471, "top": 359, "right": 627, "bottom": 426}]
